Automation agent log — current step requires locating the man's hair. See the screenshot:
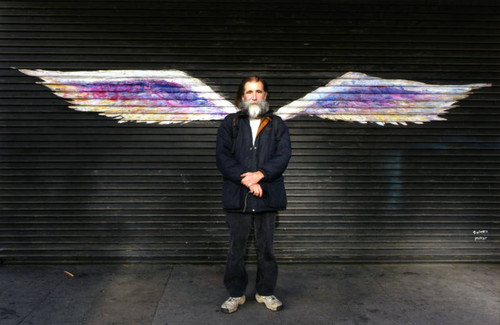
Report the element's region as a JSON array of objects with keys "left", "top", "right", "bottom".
[{"left": 235, "top": 75, "right": 269, "bottom": 108}]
